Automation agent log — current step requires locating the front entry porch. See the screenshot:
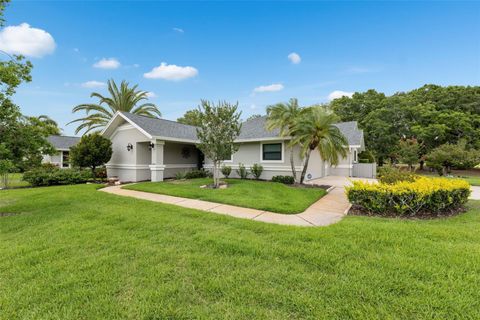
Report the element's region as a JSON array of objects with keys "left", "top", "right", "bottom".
[{"left": 106, "top": 138, "right": 200, "bottom": 183}]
